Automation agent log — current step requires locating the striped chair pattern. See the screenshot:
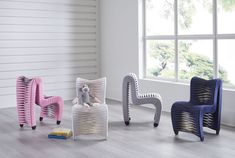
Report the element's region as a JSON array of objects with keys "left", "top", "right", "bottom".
[
  {"left": 122, "top": 73, "right": 162, "bottom": 127},
  {"left": 16, "top": 76, "right": 64, "bottom": 130},
  {"left": 72, "top": 77, "right": 108, "bottom": 140},
  {"left": 16, "top": 77, "right": 37, "bottom": 129},
  {"left": 171, "top": 77, "right": 222, "bottom": 141}
]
